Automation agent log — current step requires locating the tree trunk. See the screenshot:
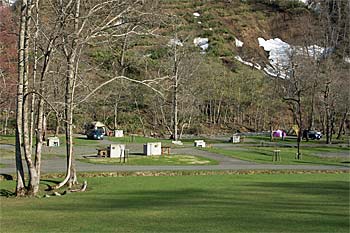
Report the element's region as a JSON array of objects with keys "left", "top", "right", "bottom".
[
  {"left": 337, "top": 108, "right": 348, "bottom": 139},
  {"left": 216, "top": 96, "right": 223, "bottom": 125},
  {"left": 114, "top": 102, "right": 118, "bottom": 130},
  {"left": 3, "top": 109, "right": 9, "bottom": 135},
  {"left": 15, "top": 0, "right": 29, "bottom": 196},
  {"left": 135, "top": 99, "right": 146, "bottom": 136},
  {"left": 270, "top": 124, "right": 273, "bottom": 142},
  {"left": 172, "top": 40, "right": 179, "bottom": 141},
  {"left": 33, "top": 99, "right": 44, "bottom": 192},
  {"left": 29, "top": 7, "right": 39, "bottom": 150},
  {"left": 55, "top": 113, "right": 60, "bottom": 136},
  {"left": 324, "top": 83, "right": 332, "bottom": 144},
  {"left": 54, "top": 59, "right": 76, "bottom": 189},
  {"left": 308, "top": 82, "right": 316, "bottom": 130},
  {"left": 23, "top": 93, "right": 39, "bottom": 196},
  {"left": 296, "top": 101, "right": 302, "bottom": 160},
  {"left": 54, "top": 0, "right": 81, "bottom": 190}
]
